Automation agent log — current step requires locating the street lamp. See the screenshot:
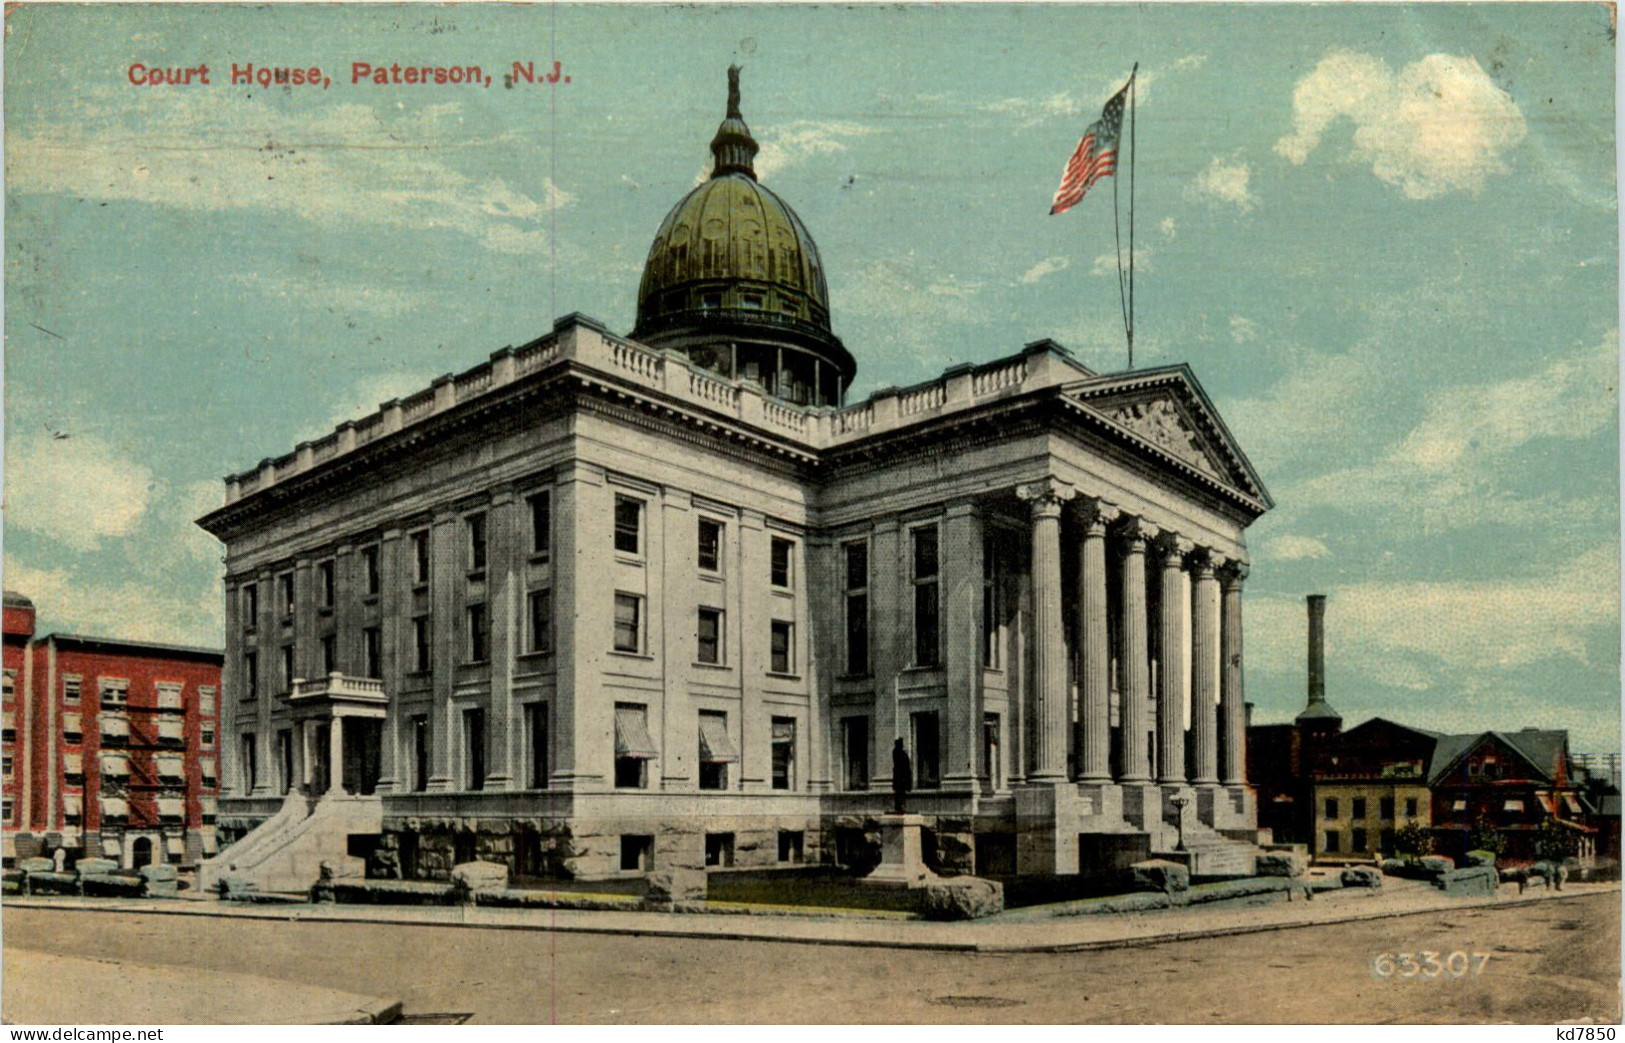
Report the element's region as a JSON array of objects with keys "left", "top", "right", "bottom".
[{"left": 1171, "top": 794, "right": 1190, "bottom": 851}]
